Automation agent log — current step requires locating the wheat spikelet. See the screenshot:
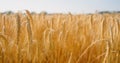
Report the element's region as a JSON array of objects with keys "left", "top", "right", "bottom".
[
  {"left": 26, "top": 10, "right": 33, "bottom": 43},
  {"left": 25, "top": 10, "right": 34, "bottom": 27},
  {"left": 2, "top": 15, "right": 6, "bottom": 34}
]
